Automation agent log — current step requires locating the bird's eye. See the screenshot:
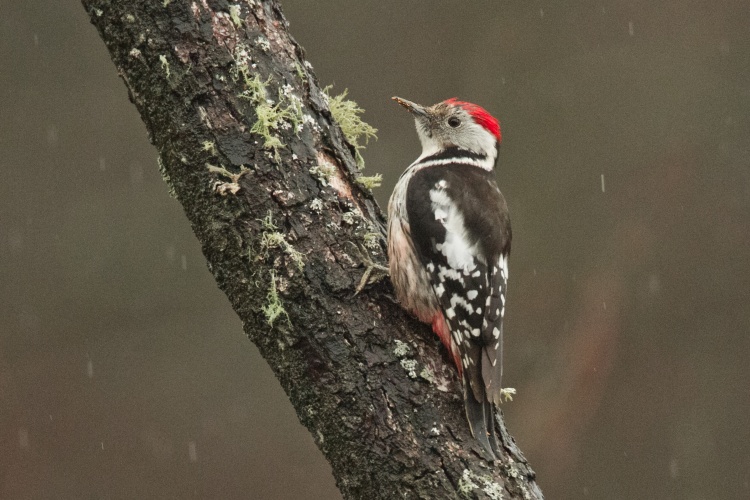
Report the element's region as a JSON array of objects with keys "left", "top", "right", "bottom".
[{"left": 448, "top": 117, "right": 461, "bottom": 128}]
